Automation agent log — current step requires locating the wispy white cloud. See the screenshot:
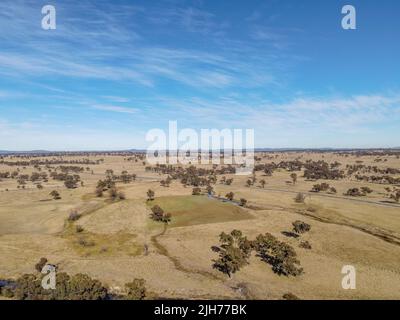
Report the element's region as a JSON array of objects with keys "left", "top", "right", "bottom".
[
  {"left": 91, "top": 104, "right": 138, "bottom": 114},
  {"left": 101, "top": 96, "right": 130, "bottom": 103},
  {"left": 151, "top": 92, "right": 400, "bottom": 132},
  {"left": 1, "top": 1, "right": 397, "bottom": 150},
  {"left": 0, "top": 0, "right": 288, "bottom": 90}
]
